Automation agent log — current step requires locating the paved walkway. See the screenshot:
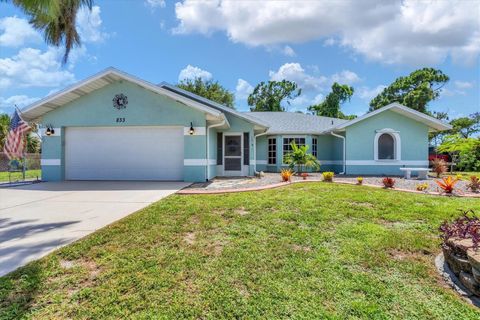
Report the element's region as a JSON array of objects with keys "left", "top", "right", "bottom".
[{"left": 0, "top": 181, "right": 189, "bottom": 276}]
